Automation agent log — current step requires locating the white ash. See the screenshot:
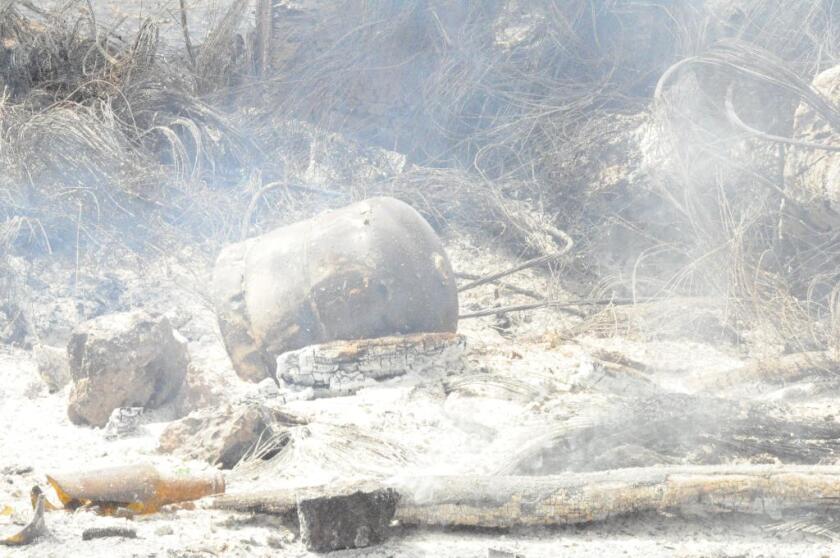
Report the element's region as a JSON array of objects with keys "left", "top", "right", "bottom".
[{"left": 276, "top": 333, "right": 466, "bottom": 398}]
